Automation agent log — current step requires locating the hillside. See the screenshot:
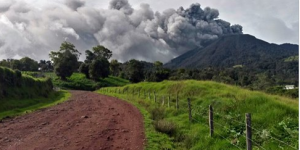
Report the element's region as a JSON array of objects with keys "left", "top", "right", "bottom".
[
  {"left": 0, "top": 67, "right": 71, "bottom": 120},
  {"left": 99, "top": 80, "right": 298, "bottom": 150},
  {"left": 0, "top": 67, "right": 53, "bottom": 99},
  {"left": 164, "top": 34, "right": 298, "bottom": 69}
]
